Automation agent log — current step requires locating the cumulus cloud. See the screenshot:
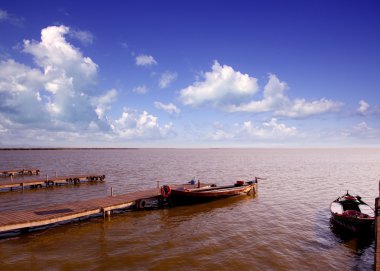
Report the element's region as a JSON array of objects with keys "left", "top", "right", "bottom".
[
  {"left": 220, "top": 73, "right": 342, "bottom": 118},
  {"left": 154, "top": 101, "right": 181, "bottom": 116},
  {"left": 110, "top": 109, "right": 173, "bottom": 139},
  {"left": 225, "top": 73, "right": 288, "bottom": 113},
  {"left": 93, "top": 89, "right": 117, "bottom": 119},
  {"left": 179, "top": 64, "right": 340, "bottom": 118},
  {"left": 0, "top": 25, "right": 172, "bottom": 145},
  {"left": 135, "top": 54, "right": 157, "bottom": 66},
  {"left": 179, "top": 61, "right": 259, "bottom": 107},
  {"left": 132, "top": 85, "right": 148, "bottom": 94},
  {"left": 0, "top": 59, "right": 47, "bottom": 124},
  {"left": 357, "top": 100, "right": 369, "bottom": 114},
  {"left": 159, "top": 71, "right": 177, "bottom": 88},
  {"left": 19, "top": 25, "right": 99, "bottom": 126},
  {"left": 23, "top": 25, "right": 98, "bottom": 89}
]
